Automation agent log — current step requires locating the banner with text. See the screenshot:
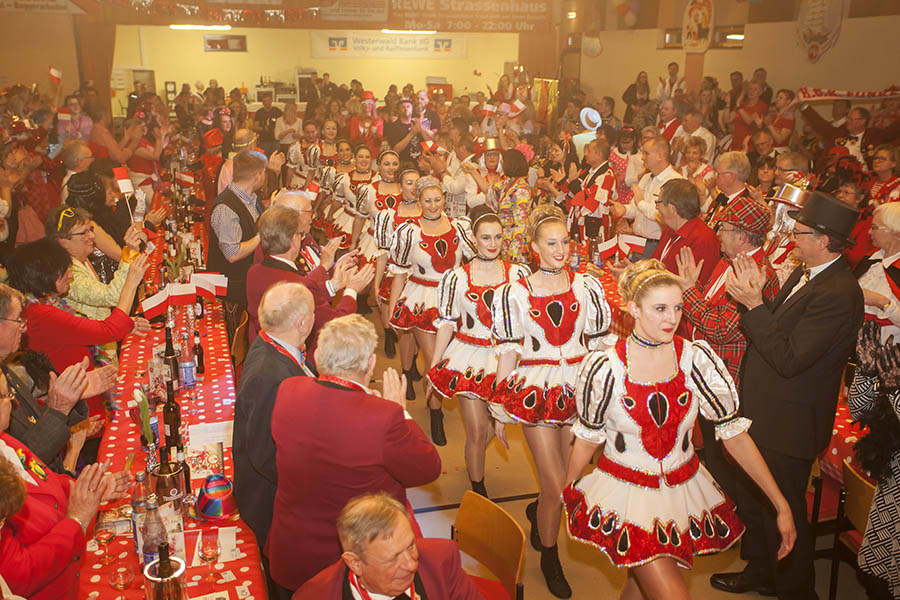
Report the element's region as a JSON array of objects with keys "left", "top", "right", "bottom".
[
  {"left": 389, "top": 0, "right": 551, "bottom": 33},
  {"left": 310, "top": 31, "right": 467, "bottom": 59}
]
